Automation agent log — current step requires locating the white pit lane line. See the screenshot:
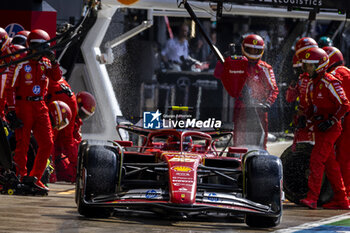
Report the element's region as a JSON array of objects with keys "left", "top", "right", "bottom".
[{"left": 273, "top": 212, "right": 350, "bottom": 233}]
